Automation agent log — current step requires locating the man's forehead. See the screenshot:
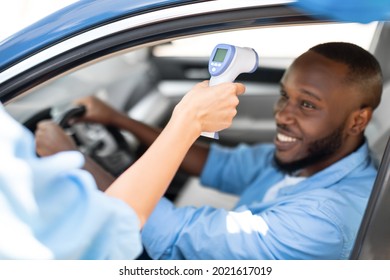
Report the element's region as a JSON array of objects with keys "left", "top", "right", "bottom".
[
  {"left": 286, "top": 51, "right": 349, "bottom": 81},
  {"left": 281, "top": 51, "right": 353, "bottom": 103}
]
